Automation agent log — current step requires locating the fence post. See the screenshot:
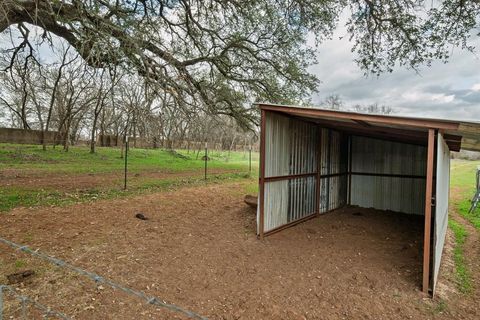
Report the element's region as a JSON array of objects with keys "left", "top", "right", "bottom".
[
  {"left": 21, "top": 297, "right": 27, "bottom": 319},
  {"left": 476, "top": 166, "right": 479, "bottom": 190},
  {"left": 249, "top": 145, "right": 252, "bottom": 174},
  {"left": 124, "top": 136, "right": 128, "bottom": 190},
  {"left": 204, "top": 142, "right": 208, "bottom": 180},
  {"left": 0, "top": 285, "right": 3, "bottom": 320}
]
